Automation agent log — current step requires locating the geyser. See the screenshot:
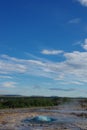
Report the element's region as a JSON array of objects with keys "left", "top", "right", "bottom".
[{"left": 23, "top": 115, "right": 56, "bottom": 124}]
